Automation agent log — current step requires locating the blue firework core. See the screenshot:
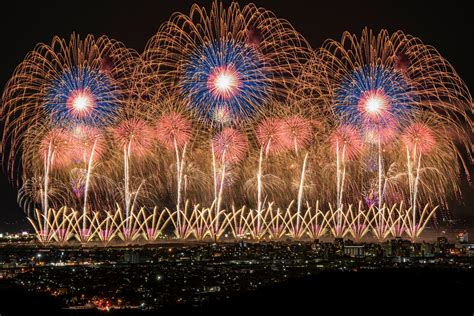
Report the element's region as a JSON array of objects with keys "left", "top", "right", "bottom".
[
  {"left": 181, "top": 39, "right": 270, "bottom": 123},
  {"left": 335, "top": 65, "right": 413, "bottom": 130},
  {"left": 46, "top": 66, "right": 118, "bottom": 126}
]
